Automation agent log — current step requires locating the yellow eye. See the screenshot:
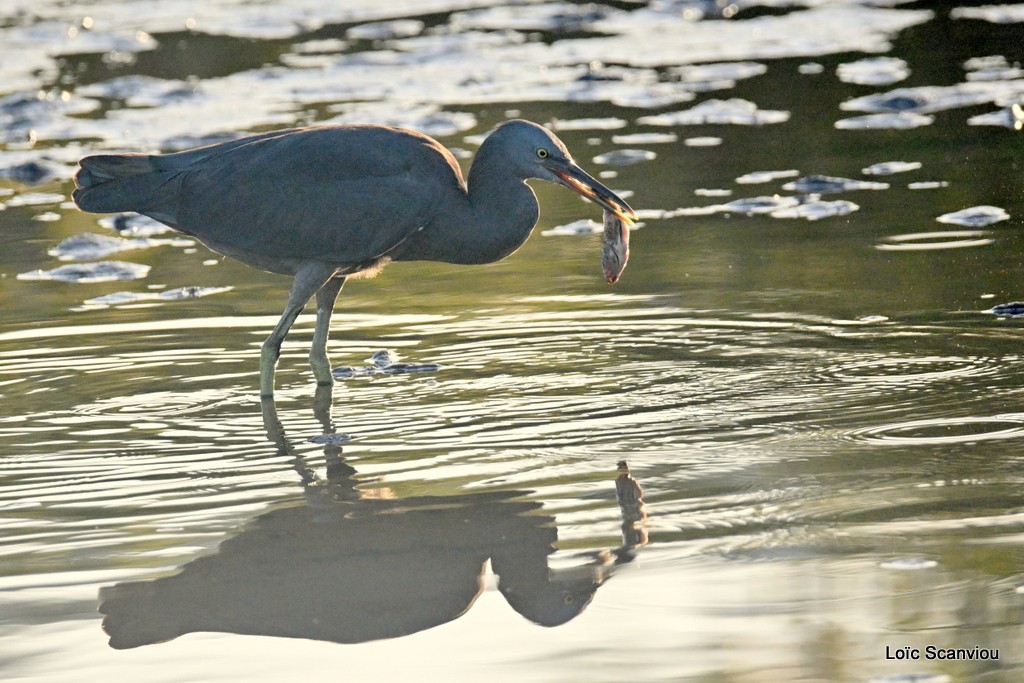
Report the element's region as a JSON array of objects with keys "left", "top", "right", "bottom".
[{"left": 536, "top": 148, "right": 549, "bottom": 159}]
